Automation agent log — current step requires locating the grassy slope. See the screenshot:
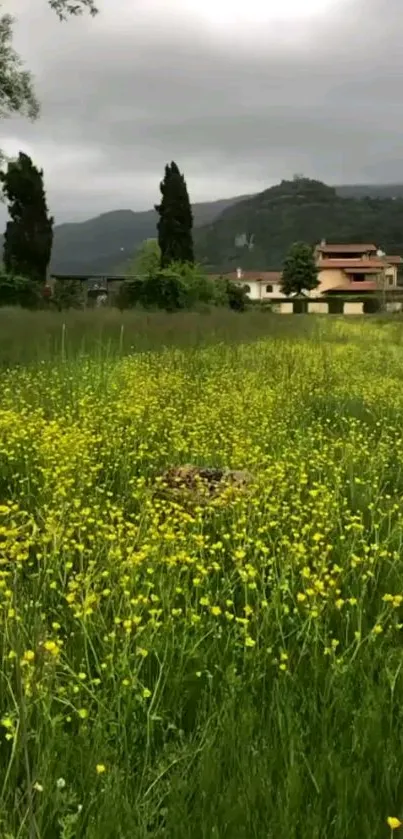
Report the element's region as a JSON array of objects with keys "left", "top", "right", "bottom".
[{"left": 0, "top": 313, "right": 403, "bottom": 838}]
